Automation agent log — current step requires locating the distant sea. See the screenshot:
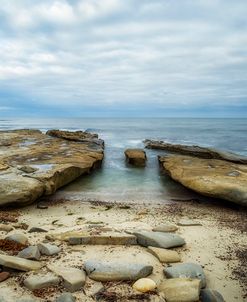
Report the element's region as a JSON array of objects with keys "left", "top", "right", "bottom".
[{"left": 1, "top": 118, "right": 246, "bottom": 203}]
